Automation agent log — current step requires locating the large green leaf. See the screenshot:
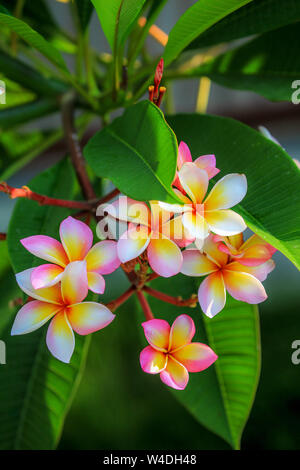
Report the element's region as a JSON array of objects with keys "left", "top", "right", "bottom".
[
  {"left": 0, "top": 10, "right": 67, "bottom": 71},
  {"left": 92, "top": 0, "right": 146, "bottom": 52},
  {"left": 184, "top": 23, "right": 300, "bottom": 101},
  {"left": 167, "top": 113, "right": 300, "bottom": 270},
  {"left": 2, "top": 160, "right": 91, "bottom": 449},
  {"left": 75, "top": 0, "right": 94, "bottom": 31},
  {"left": 188, "top": 0, "right": 300, "bottom": 50},
  {"left": 138, "top": 274, "right": 261, "bottom": 449},
  {"left": 163, "top": 0, "right": 253, "bottom": 66},
  {"left": 84, "top": 100, "right": 179, "bottom": 203}
]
